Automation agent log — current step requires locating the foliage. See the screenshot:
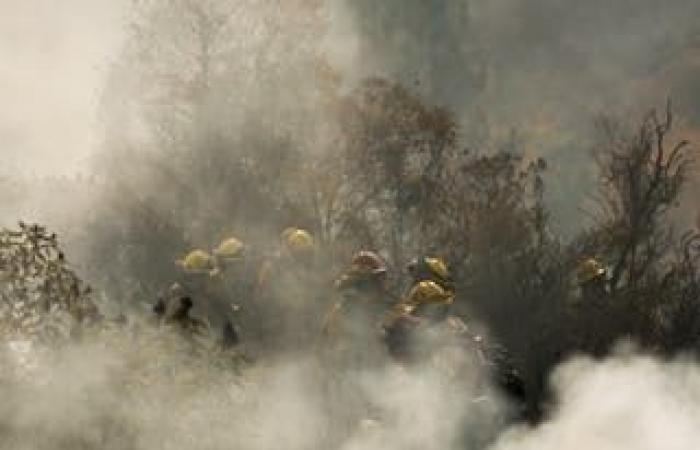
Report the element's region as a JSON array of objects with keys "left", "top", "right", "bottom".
[{"left": 0, "top": 222, "right": 98, "bottom": 341}]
